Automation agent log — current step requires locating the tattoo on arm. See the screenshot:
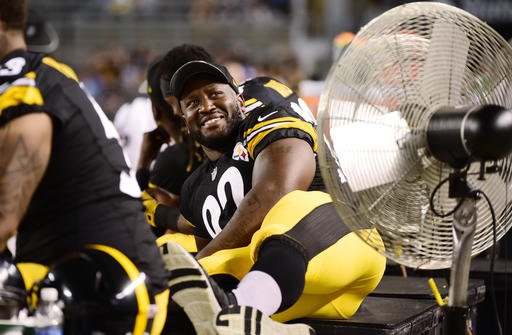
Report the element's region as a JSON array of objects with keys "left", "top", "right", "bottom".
[{"left": 0, "top": 122, "right": 49, "bottom": 223}]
